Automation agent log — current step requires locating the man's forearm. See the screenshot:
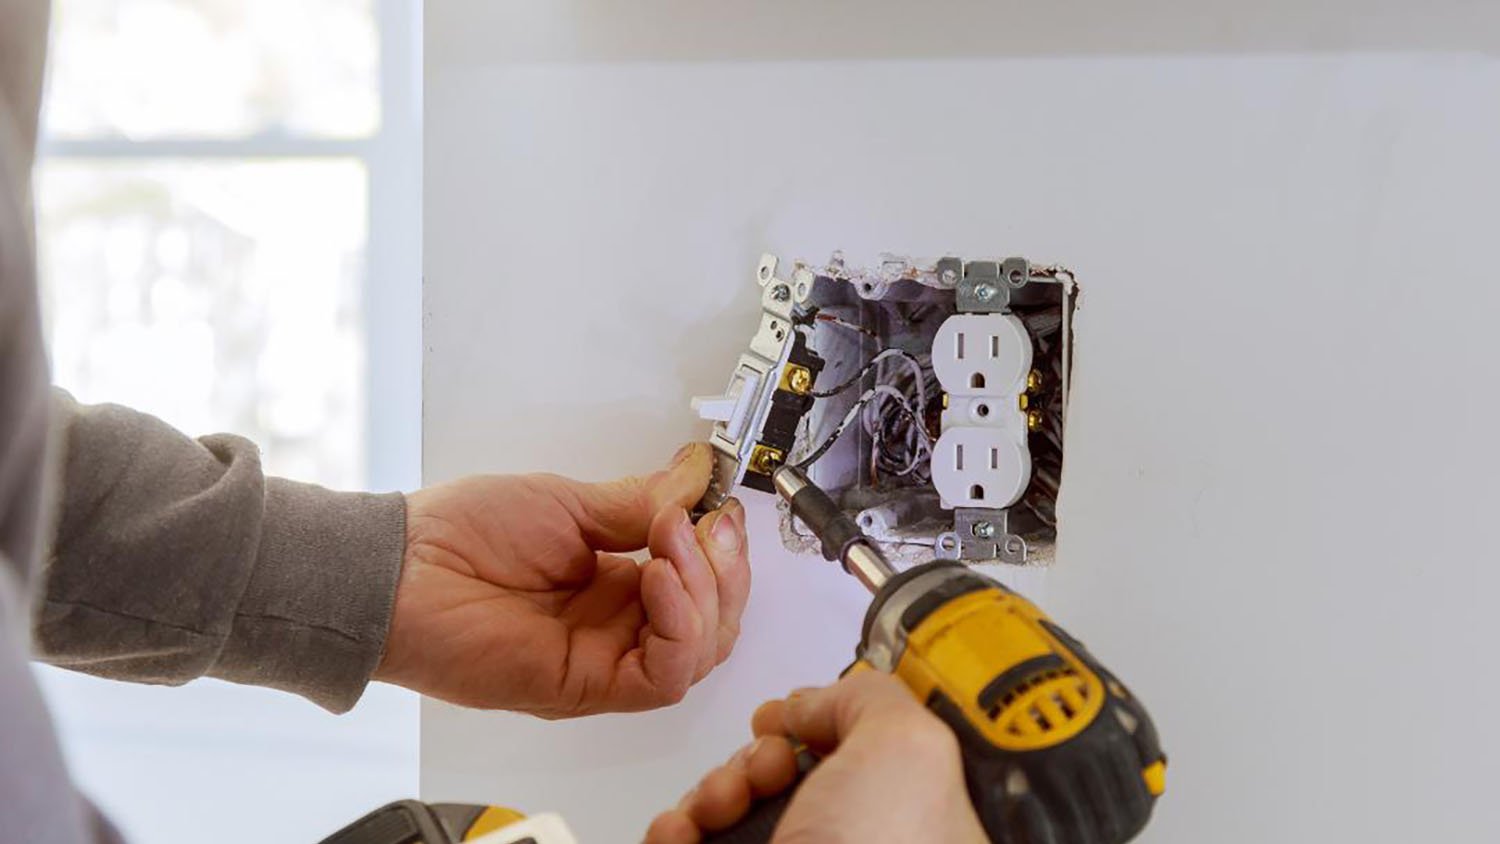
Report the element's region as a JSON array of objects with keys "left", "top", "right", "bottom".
[{"left": 36, "top": 391, "right": 406, "bottom": 712}]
